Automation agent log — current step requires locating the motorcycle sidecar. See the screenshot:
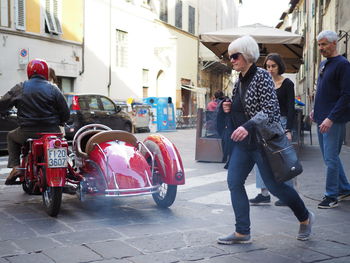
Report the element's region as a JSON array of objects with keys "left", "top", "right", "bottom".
[{"left": 70, "top": 124, "right": 185, "bottom": 208}]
